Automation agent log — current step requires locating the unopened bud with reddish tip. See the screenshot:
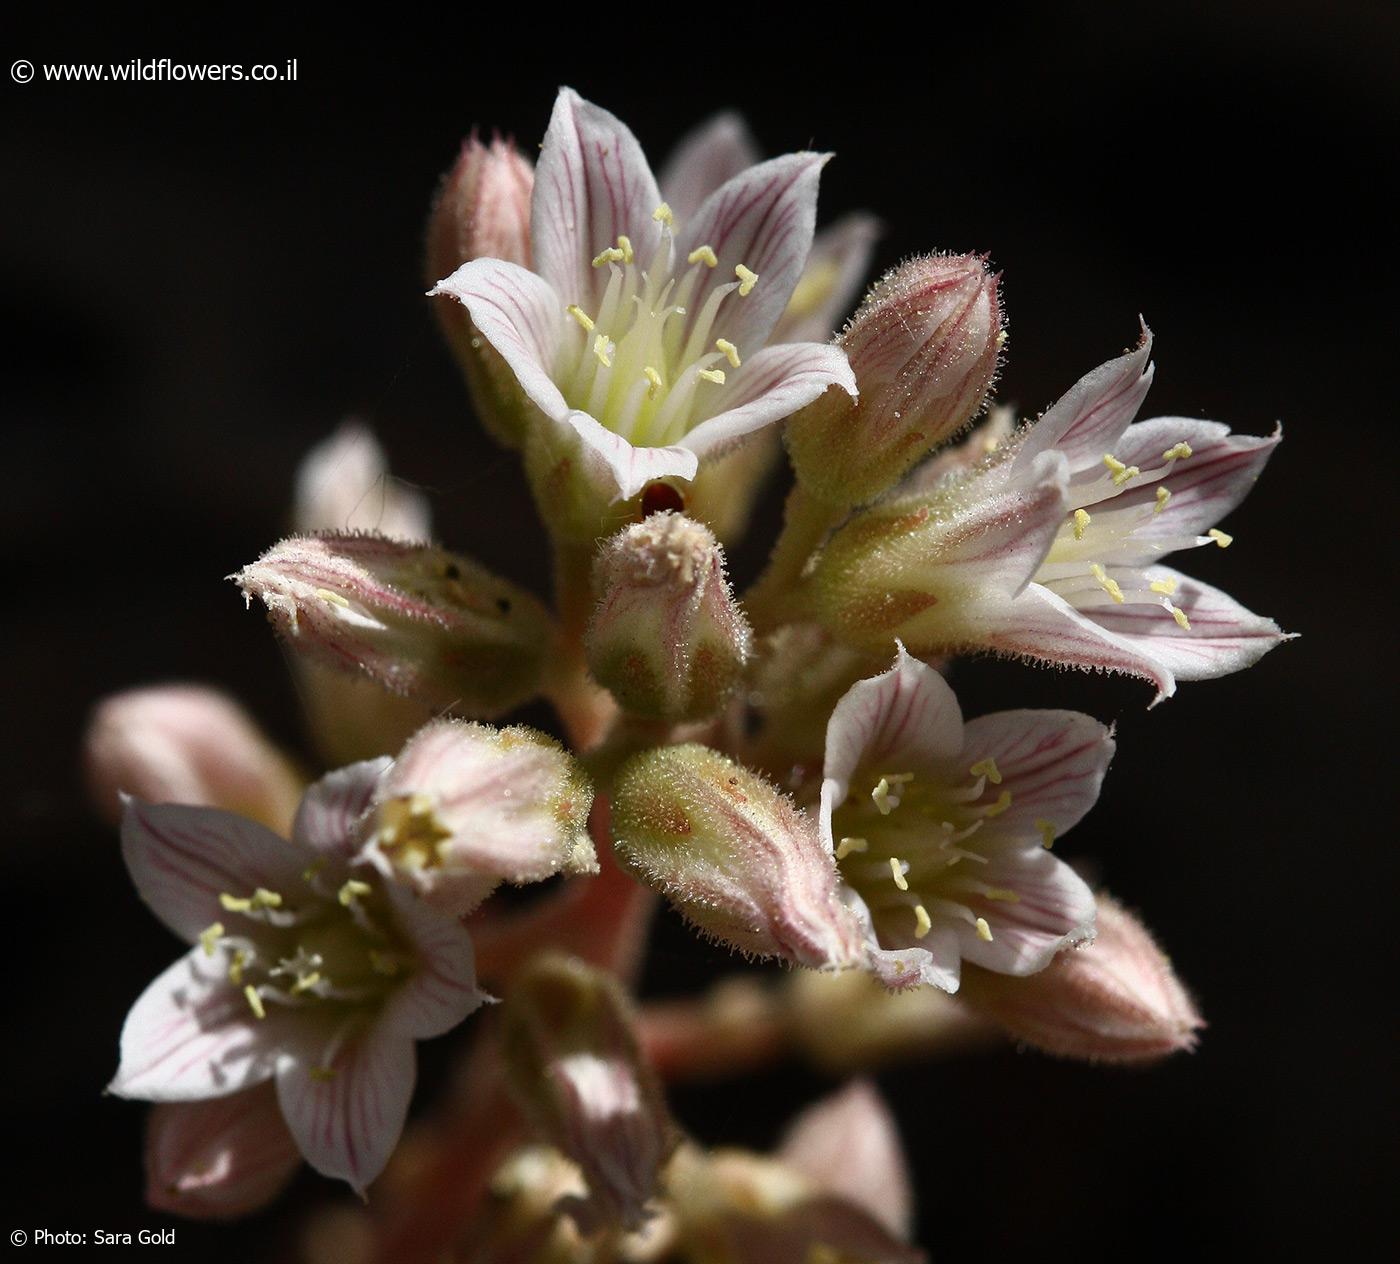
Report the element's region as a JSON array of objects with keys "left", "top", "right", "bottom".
[
  {"left": 611, "top": 745, "right": 865, "bottom": 972},
  {"left": 958, "top": 894, "right": 1204, "bottom": 1063},
  {"left": 145, "top": 1085, "right": 300, "bottom": 1220},
  {"left": 500, "top": 954, "right": 674, "bottom": 1231},
  {"left": 586, "top": 513, "right": 752, "bottom": 722},
  {"left": 362, "top": 719, "right": 595, "bottom": 917},
  {"left": 233, "top": 532, "right": 552, "bottom": 718},
  {"left": 83, "top": 685, "right": 303, "bottom": 833},
  {"left": 786, "top": 253, "right": 1003, "bottom": 507},
  {"left": 427, "top": 134, "right": 536, "bottom": 449}
]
